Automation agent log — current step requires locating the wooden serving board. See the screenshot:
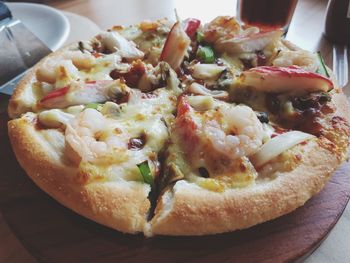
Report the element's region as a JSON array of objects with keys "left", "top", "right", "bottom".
[{"left": 0, "top": 112, "right": 350, "bottom": 263}]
